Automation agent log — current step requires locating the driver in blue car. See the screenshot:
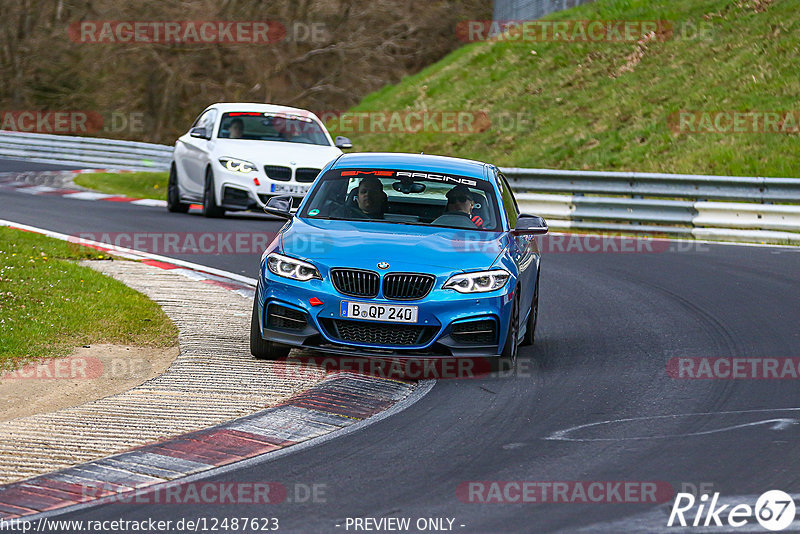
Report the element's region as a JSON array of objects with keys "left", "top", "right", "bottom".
[
  {"left": 444, "top": 184, "right": 484, "bottom": 228},
  {"left": 336, "top": 176, "right": 387, "bottom": 219},
  {"left": 445, "top": 184, "right": 475, "bottom": 216}
]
